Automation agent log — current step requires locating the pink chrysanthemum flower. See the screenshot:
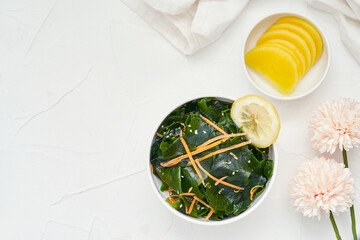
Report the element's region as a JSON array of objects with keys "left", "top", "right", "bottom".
[
  {"left": 290, "top": 157, "right": 354, "bottom": 220},
  {"left": 309, "top": 98, "right": 360, "bottom": 154}
]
